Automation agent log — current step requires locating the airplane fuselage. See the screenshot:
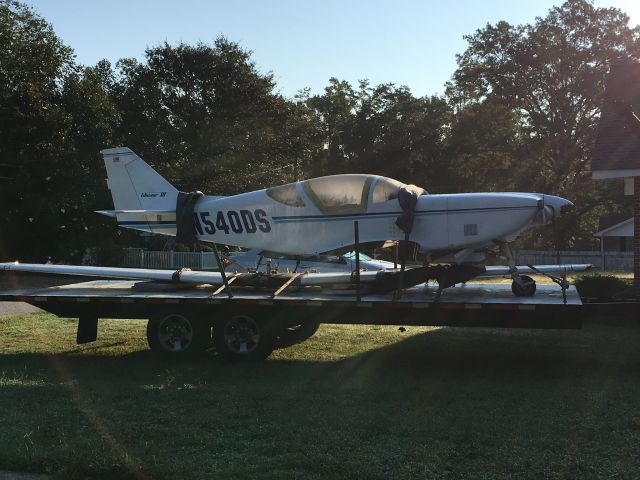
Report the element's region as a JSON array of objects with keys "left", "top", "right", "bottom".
[
  {"left": 101, "top": 149, "right": 569, "bottom": 258},
  {"left": 137, "top": 188, "right": 556, "bottom": 256}
]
